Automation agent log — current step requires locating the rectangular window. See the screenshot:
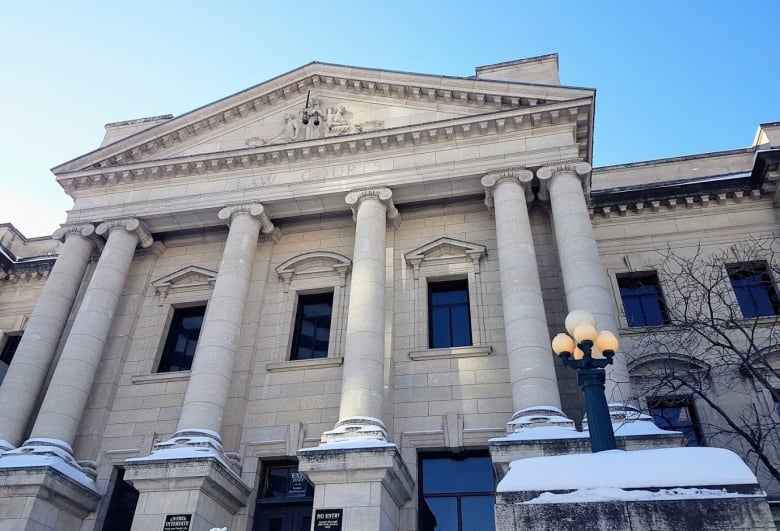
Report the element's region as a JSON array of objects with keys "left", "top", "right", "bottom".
[
  {"left": 157, "top": 305, "right": 206, "bottom": 372},
  {"left": 727, "top": 262, "right": 780, "bottom": 318},
  {"left": 291, "top": 292, "right": 333, "bottom": 360},
  {"left": 0, "top": 333, "right": 22, "bottom": 386},
  {"left": 617, "top": 272, "right": 669, "bottom": 327},
  {"left": 419, "top": 453, "right": 495, "bottom": 531},
  {"left": 429, "top": 280, "right": 472, "bottom": 348},
  {"left": 649, "top": 397, "right": 703, "bottom": 447}
]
